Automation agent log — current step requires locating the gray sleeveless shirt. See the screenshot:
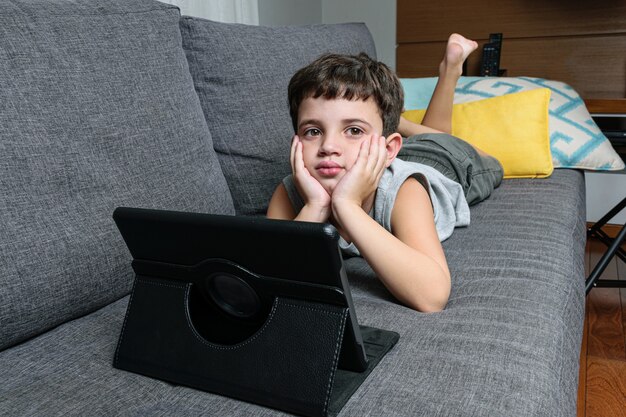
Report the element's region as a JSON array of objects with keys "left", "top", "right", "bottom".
[{"left": 282, "top": 159, "right": 470, "bottom": 257}]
